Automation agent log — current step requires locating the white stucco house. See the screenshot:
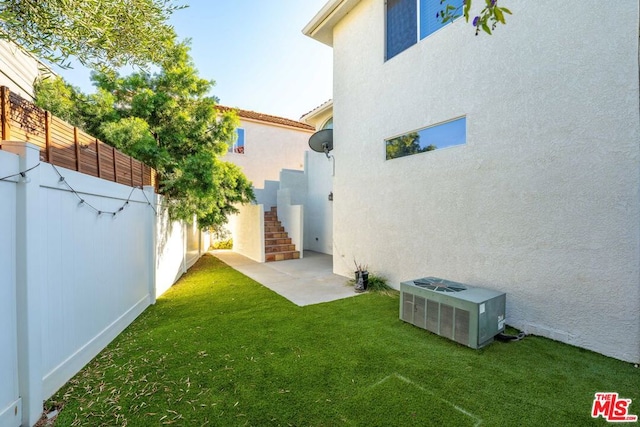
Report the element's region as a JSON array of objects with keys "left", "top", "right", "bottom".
[
  {"left": 0, "top": 40, "right": 53, "bottom": 100},
  {"left": 303, "top": 0, "right": 640, "bottom": 363},
  {"left": 219, "top": 106, "right": 318, "bottom": 262},
  {"left": 218, "top": 106, "right": 315, "bottom": 208}
]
